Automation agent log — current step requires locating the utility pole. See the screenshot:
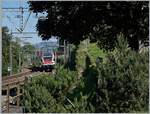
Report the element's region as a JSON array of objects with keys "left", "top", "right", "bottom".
[
  {"left": 18, "top": 51, "right": 21, "bottom": 72},
  {"left": 3, "top": 2, "right": 31, "bottom": 73},
  {"left": 3, "top": 6, "right": 27, "bottom": 73},
  {"left": 18, "top": 0, "right": 23, "bottom": 72},
  {"left": 19, "top": 6, "right": 24, "bottom": 72},
  {"left": 9, "top": 30, "right": 13, "bottom": 76},
  {"left": 3, "top": 3, "right": 41, "bottom": 73}
]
